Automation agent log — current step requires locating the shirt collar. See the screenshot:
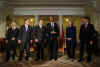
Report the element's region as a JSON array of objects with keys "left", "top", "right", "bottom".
[
  {"left": 25, "top": 24, "right": 28, "bottom": 27},
  {"left": 39, "top": 24, "right": 42, "bottom": 27}
]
